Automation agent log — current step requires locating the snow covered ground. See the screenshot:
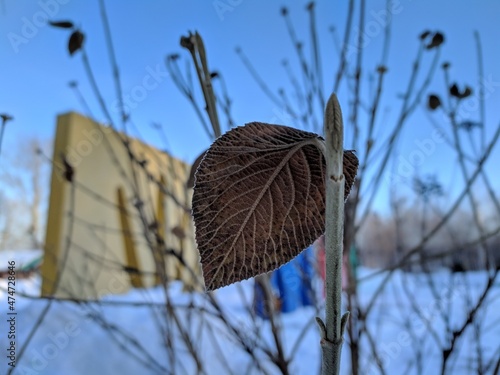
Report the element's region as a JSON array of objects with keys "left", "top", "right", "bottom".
[{"left": 0, "top": 250, "right": 499, "bottom": 374}]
